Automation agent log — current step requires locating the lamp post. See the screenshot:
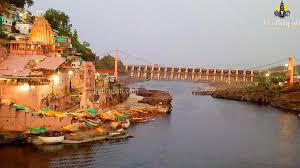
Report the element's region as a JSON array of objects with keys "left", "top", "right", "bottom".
[
  {"left": 51, "top": 75, "right": 60, "bottom": 95},
  {"left": 68, "top": 70, "right": 73, "bottom": 92}
]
